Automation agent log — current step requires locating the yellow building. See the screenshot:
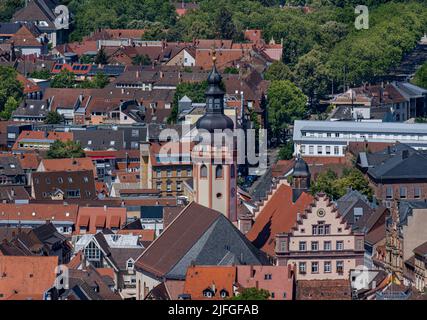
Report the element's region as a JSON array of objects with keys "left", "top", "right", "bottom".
[{"left": 140, "top": 142, "right": 193, "bottom": 197}]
